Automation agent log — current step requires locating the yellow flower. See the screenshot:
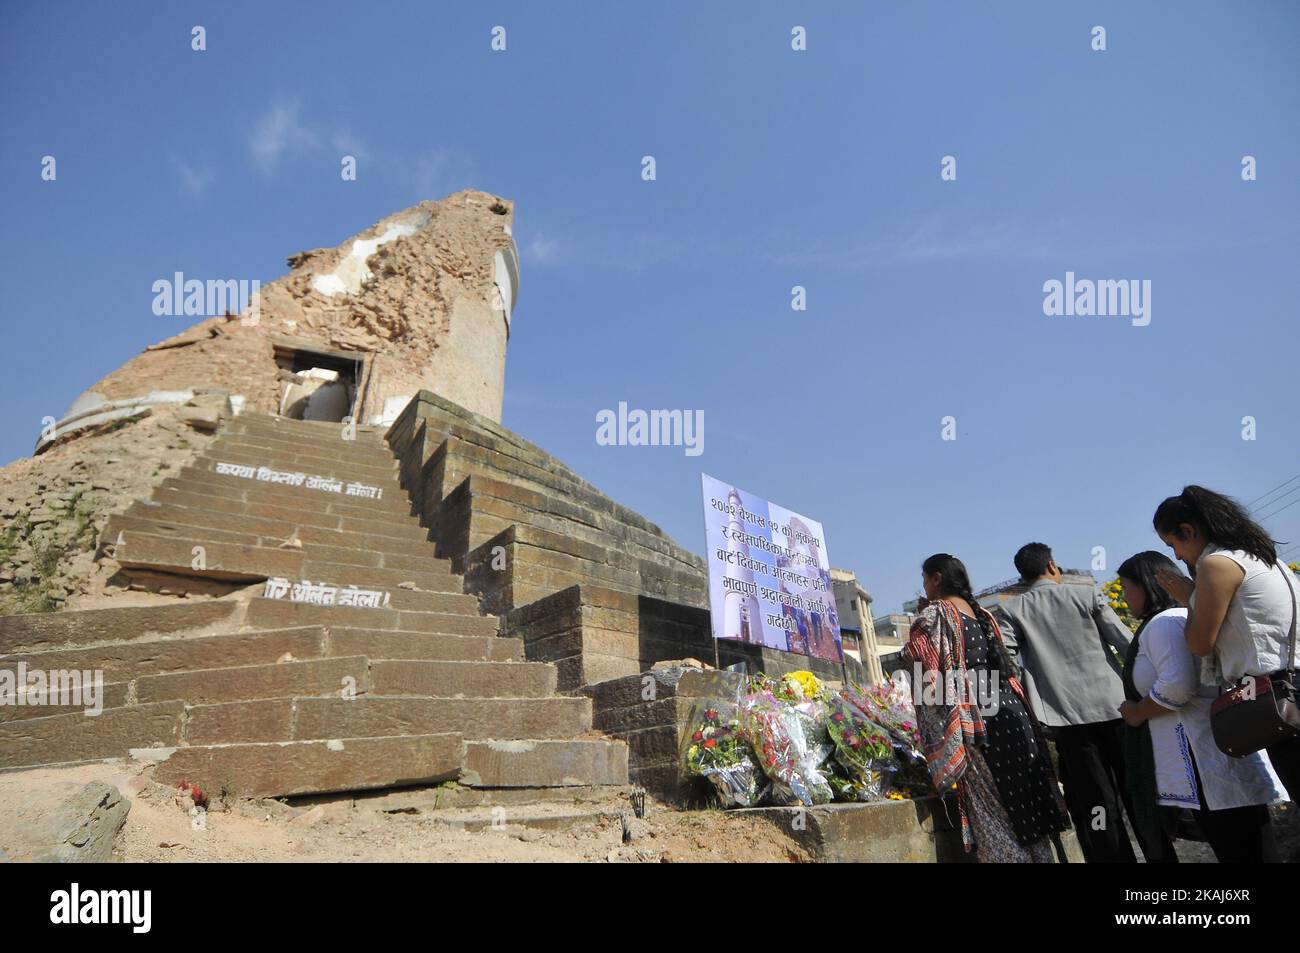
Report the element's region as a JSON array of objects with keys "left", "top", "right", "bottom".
[{"left": 783, "top": 670, "right": 823, "bottom": 700}]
